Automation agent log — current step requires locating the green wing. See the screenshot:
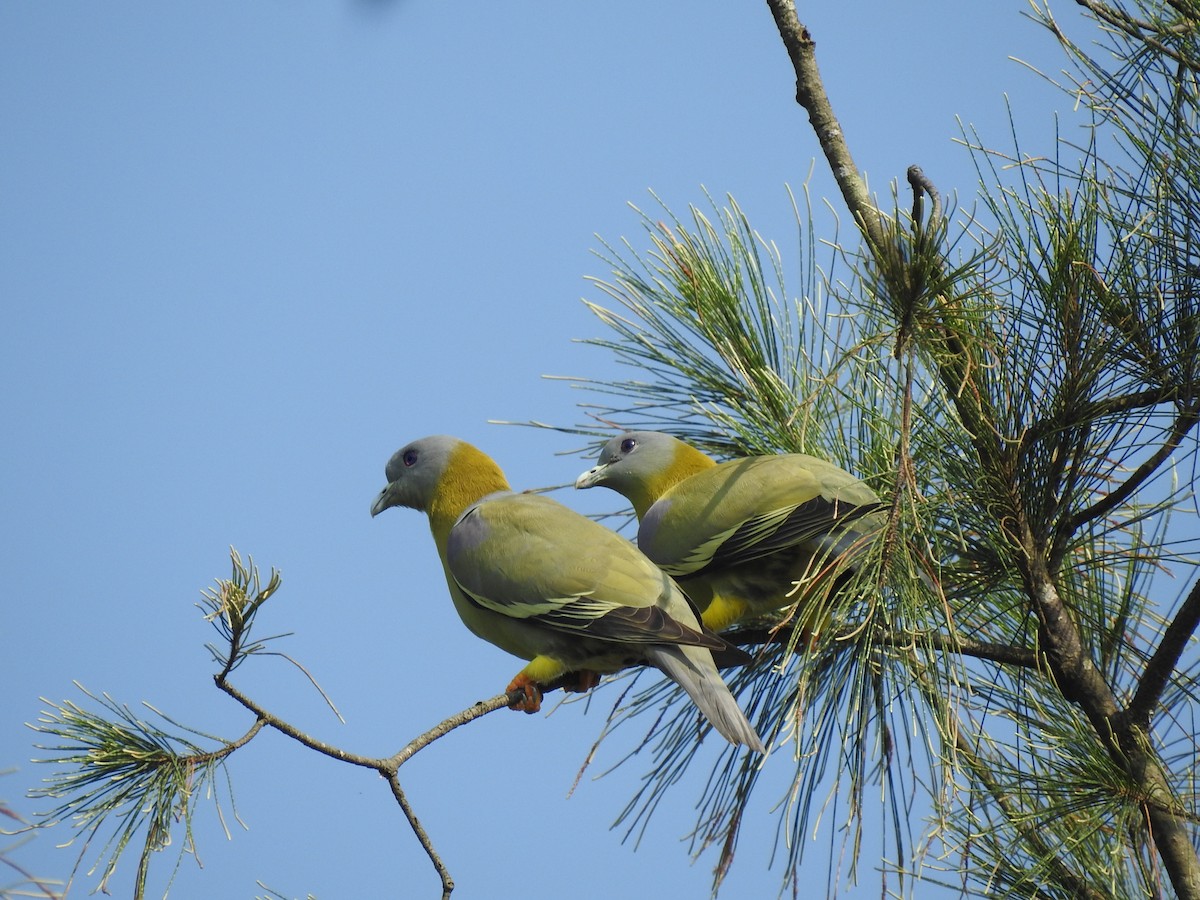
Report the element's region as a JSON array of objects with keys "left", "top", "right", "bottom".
[
  {"left": 639, "top": 454, "right": 881, "bottom": 576},
  {"left": 447, "top": 491, "right": 720, "bottom": 649}
]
